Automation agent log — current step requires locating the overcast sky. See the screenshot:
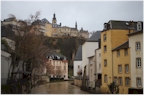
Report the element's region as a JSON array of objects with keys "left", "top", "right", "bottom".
[{"left": 1, "top": 0, "right": 143, "bottom": 32}]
